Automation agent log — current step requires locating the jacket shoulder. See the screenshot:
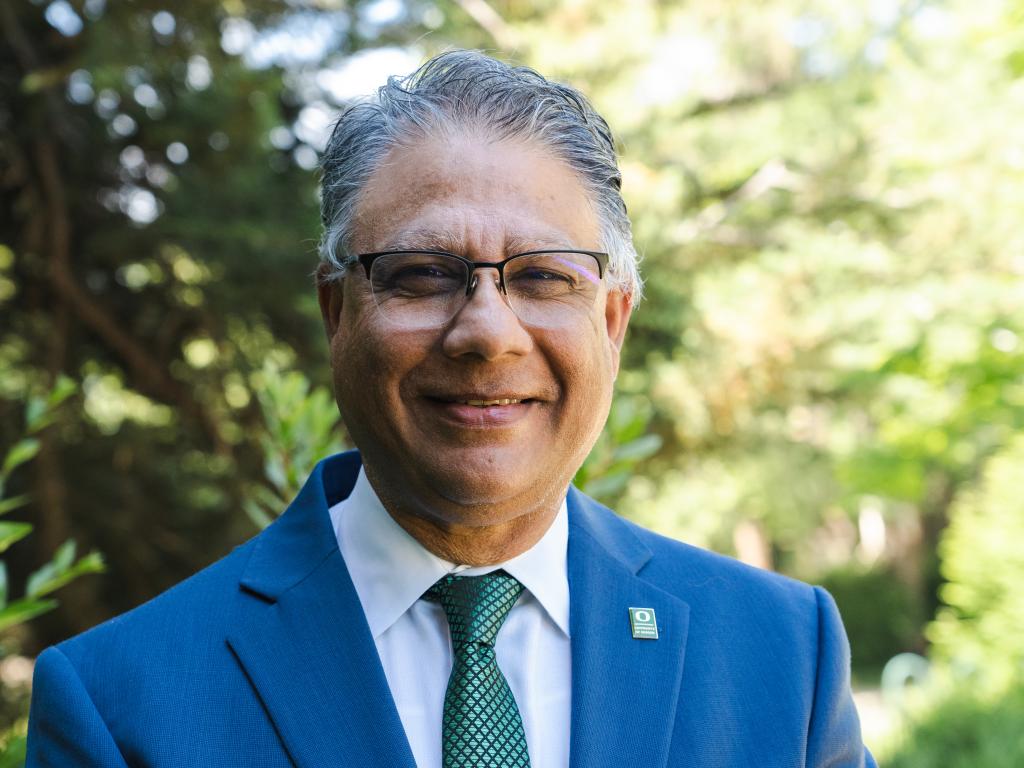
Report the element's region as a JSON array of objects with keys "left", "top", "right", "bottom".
[
  {"left": 634, "top": 516, "right": 815, "bottom": 599},
  {"left": 56, "top": 535, "right": 259, "bottom": 666},
  {"left": 573, "top": 497, "right": 821, "bottom": 629}
]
